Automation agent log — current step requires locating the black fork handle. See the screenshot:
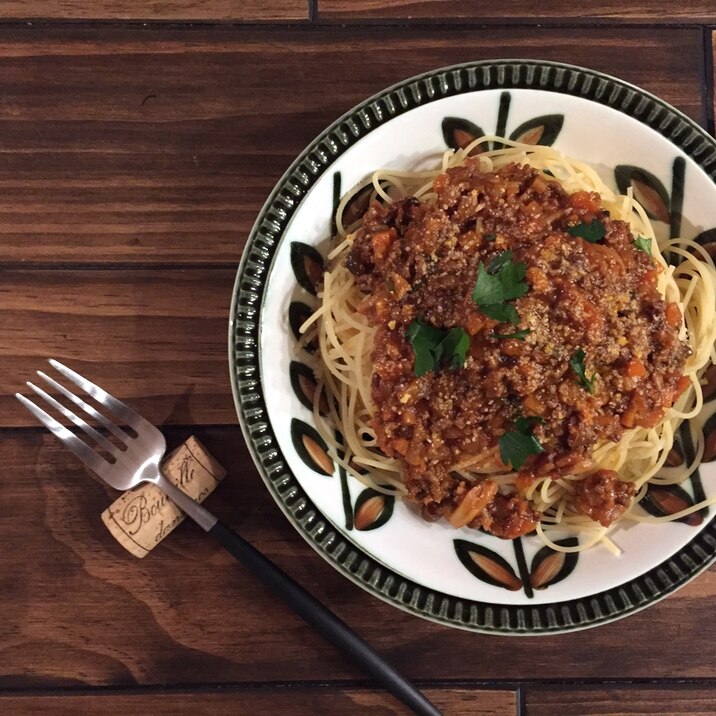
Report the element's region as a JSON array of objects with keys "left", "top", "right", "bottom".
[{"left": 208, "top": 521, "right": 442, "bottom": 716}]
